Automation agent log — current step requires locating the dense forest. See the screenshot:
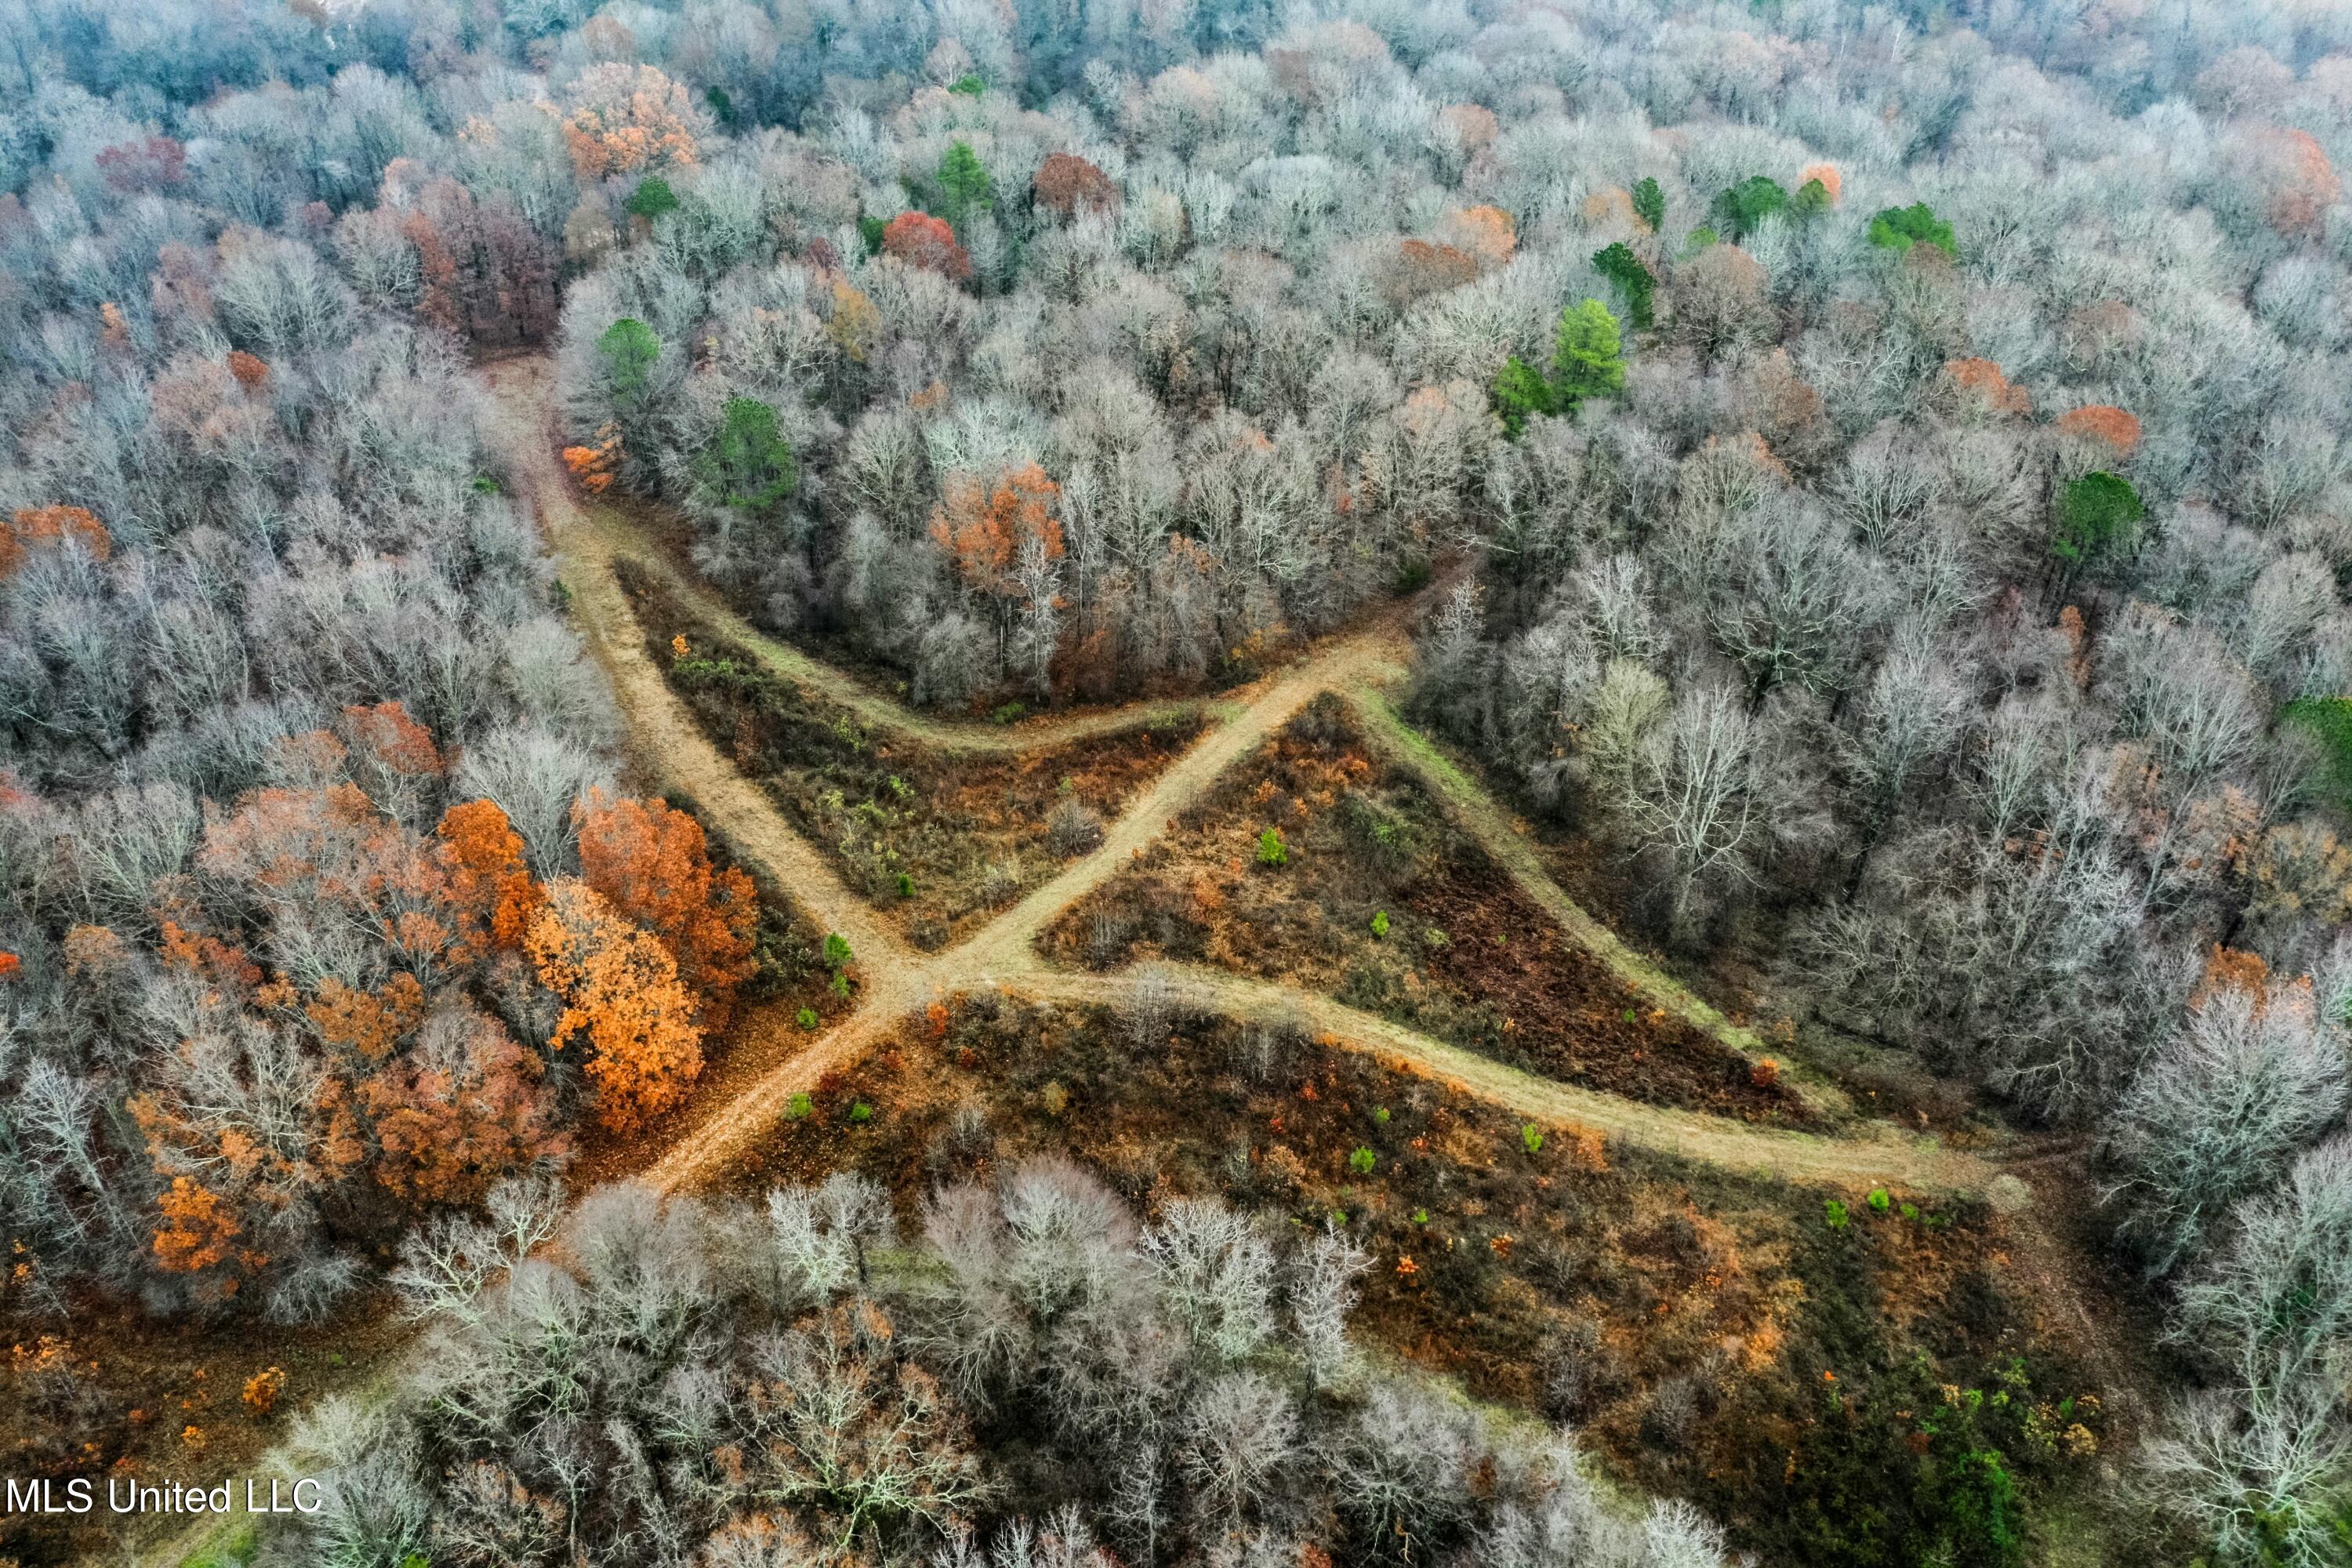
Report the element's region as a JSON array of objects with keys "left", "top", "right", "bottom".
[{"left": 1, "top": 0, "right": 2350, "bottom": 1561}]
